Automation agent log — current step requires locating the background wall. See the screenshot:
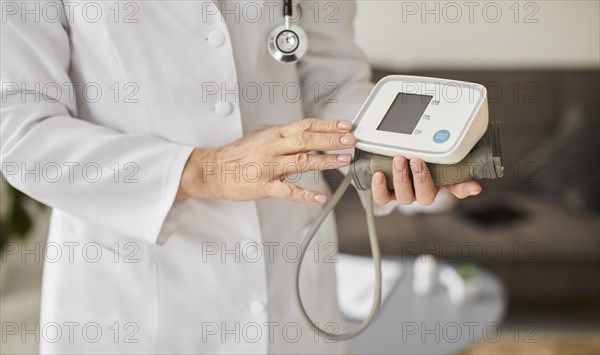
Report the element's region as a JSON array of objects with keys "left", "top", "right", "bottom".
[
  {"left": 348, "top": 2, "right": 600, "bottom": 354},
  {"left": 353, "top": 0, "right": 600, "bottom": 70}
]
